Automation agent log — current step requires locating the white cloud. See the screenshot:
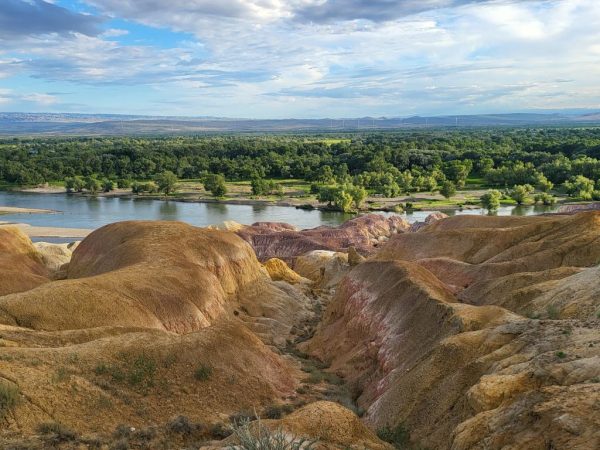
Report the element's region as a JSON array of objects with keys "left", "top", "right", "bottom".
[{"left": 2, "top": 0, "right": 600, "bottom": 116}]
